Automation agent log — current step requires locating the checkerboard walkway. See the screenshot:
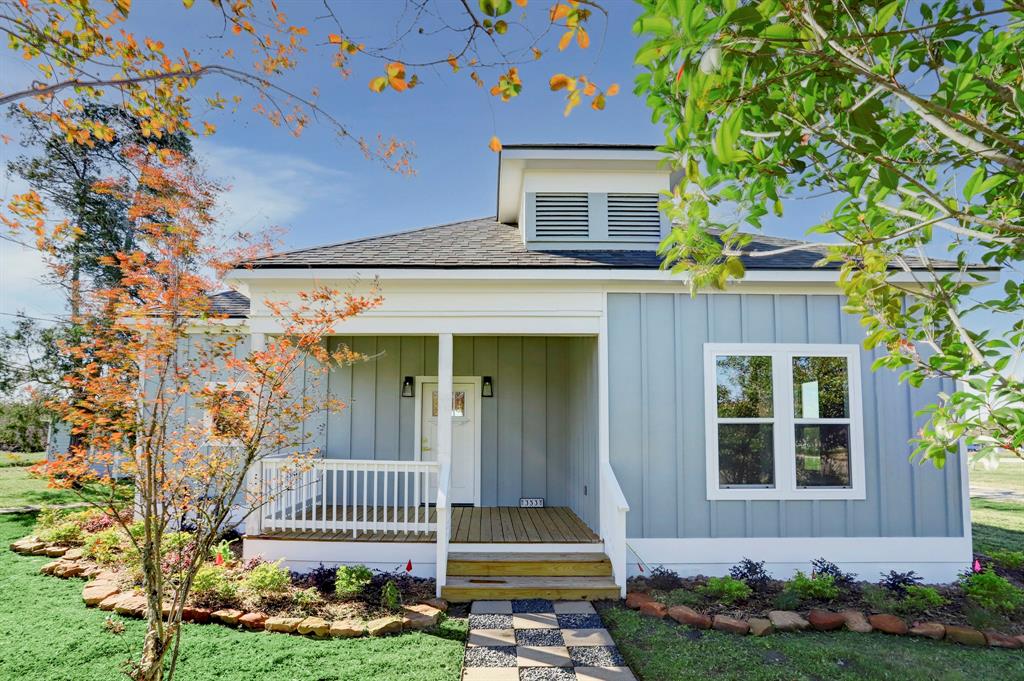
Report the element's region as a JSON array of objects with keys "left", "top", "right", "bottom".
[{"left": 462, "top": 600, "right": 636, "bottom": 681}]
